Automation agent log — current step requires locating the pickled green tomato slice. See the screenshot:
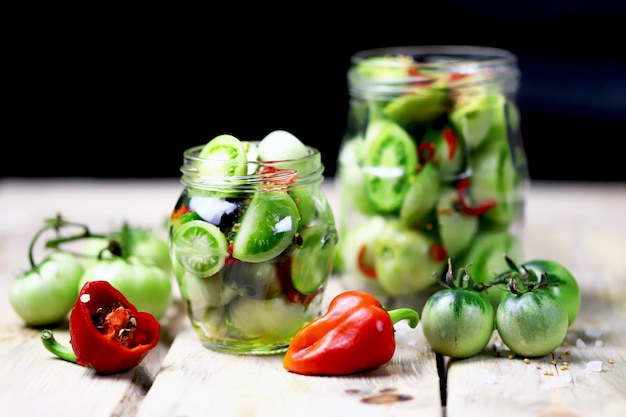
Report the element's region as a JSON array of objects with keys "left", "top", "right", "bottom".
[
  {"left": 178, "top": 270, "right": 238, "bottom": 320},
  {"left": 436, "top": 185, "right": 479, "bottom": 259},
  {"left": 362, "top": 119, "right": 419, "bottom": 213},
  {"left": 470, "top": 138, "right": 521, "bottom": 227},
  {"left": 373, "top": 221, "right": 445, "bottom": 296},
  {"left": 172, "top": 220, "right": 229, "bottom": 278},
  {"left": 449, "top": 86, "right": 496, "bottom": 150},
  {"left": 337, "top": 138, "right": 379, "bottom": 215},
  {"left": 399, "top": 162, "right": 439, "bottom": 229},
  {"left": 382, "top": 72, "right": 450, "bottom": 128},
  {"left": 232, "top": 191, "right": 300, "bottom": 263},
  {"left": 420, "top": 125, "right": 466, "bottom": 181},
  {"left": 197, "top": 134, "right": 248, "bottom": 177},
  {"left": 290, "top": 225, "right": 338, "bottom": 294},
  {"left": 333, "top": 215, "right": 387, "bottom": 277},
  {"left": 226, "top": 296, "right": 308, "bottom": 340}
]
